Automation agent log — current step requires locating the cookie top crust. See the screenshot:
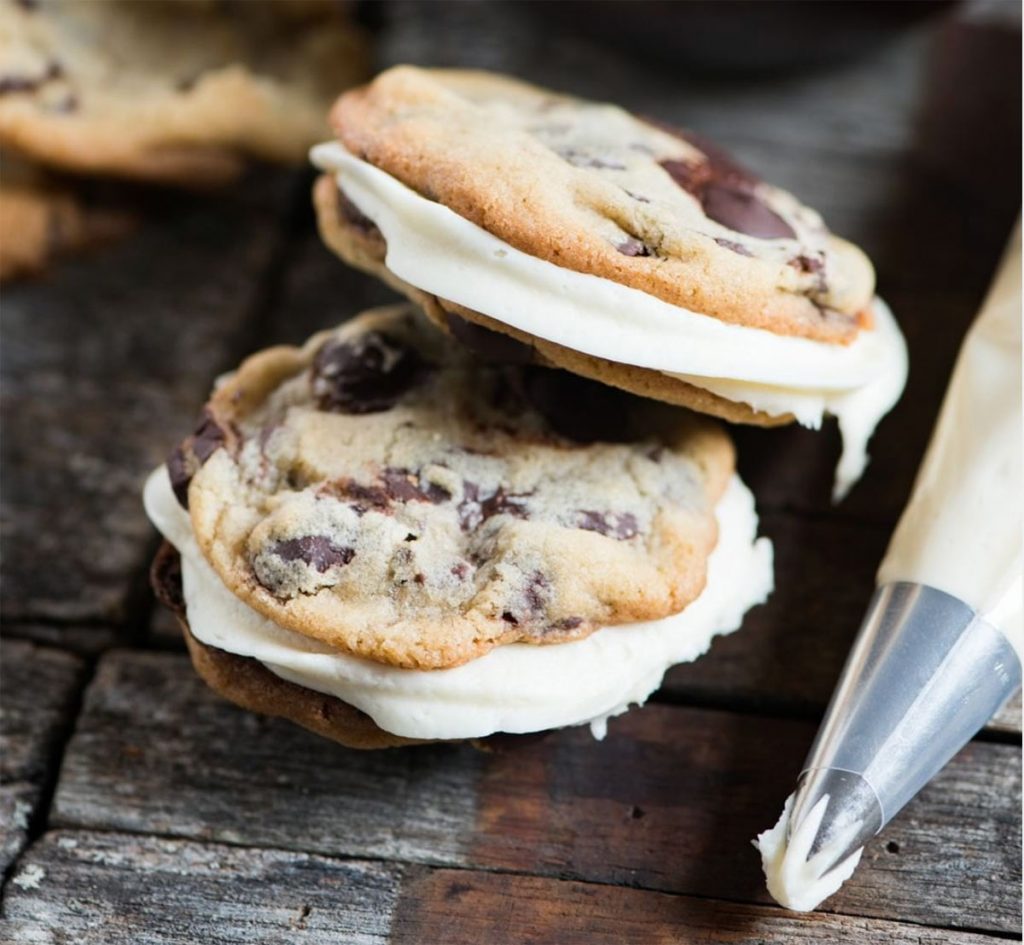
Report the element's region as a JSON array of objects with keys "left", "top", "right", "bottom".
[
  {"left": 176, "top": 305, "right": 733, "bottom": 670},
  {"left": 330, "top": 66, "right": 874, "bottom": 343},
  {"left": 0, "top": 0, "right": 366, "bottom": 184}
]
